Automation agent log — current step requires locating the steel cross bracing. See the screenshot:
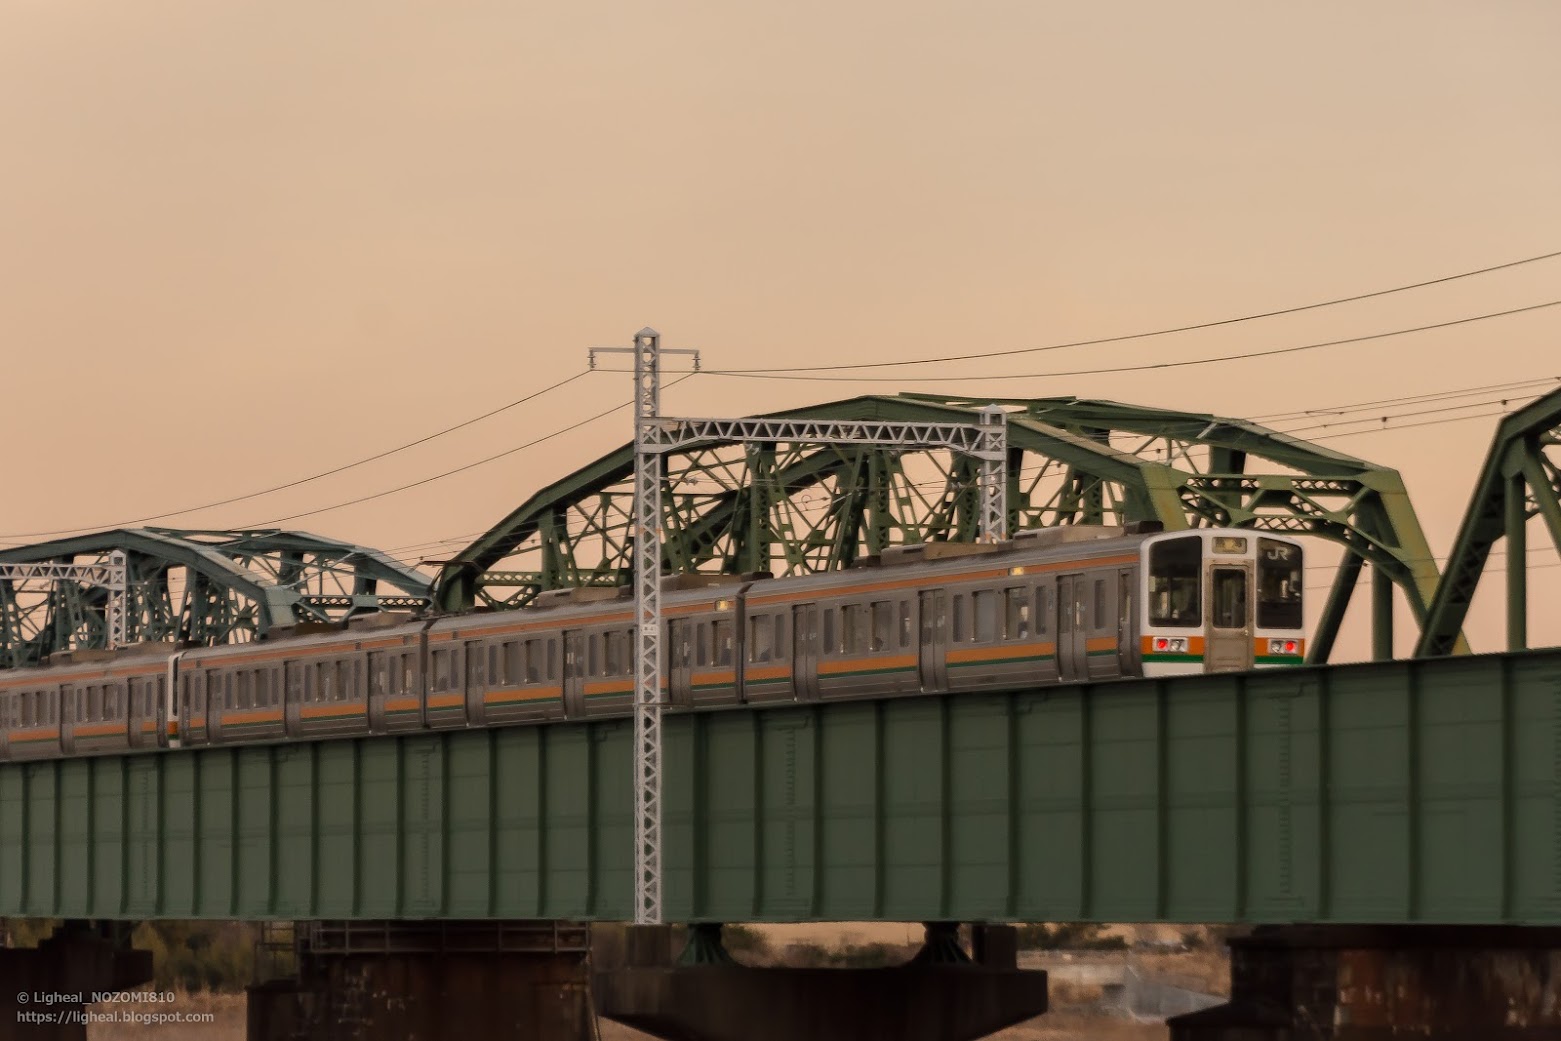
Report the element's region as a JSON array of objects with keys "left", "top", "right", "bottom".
[
  {"left": 436, "top": 392, "right": 1454, "bottom": 660},
  {"left": 1415, "top": 386, "right": 1561, "bottom": 657},
  {"left": 0, "top": 529, "right": 432, "bottom": 669},
  {"left": 594, "top": 330, "right": 1008, "bottom": 926},
  {"left": 0, "top": 553, "right": 127, "bottom": 650}
]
